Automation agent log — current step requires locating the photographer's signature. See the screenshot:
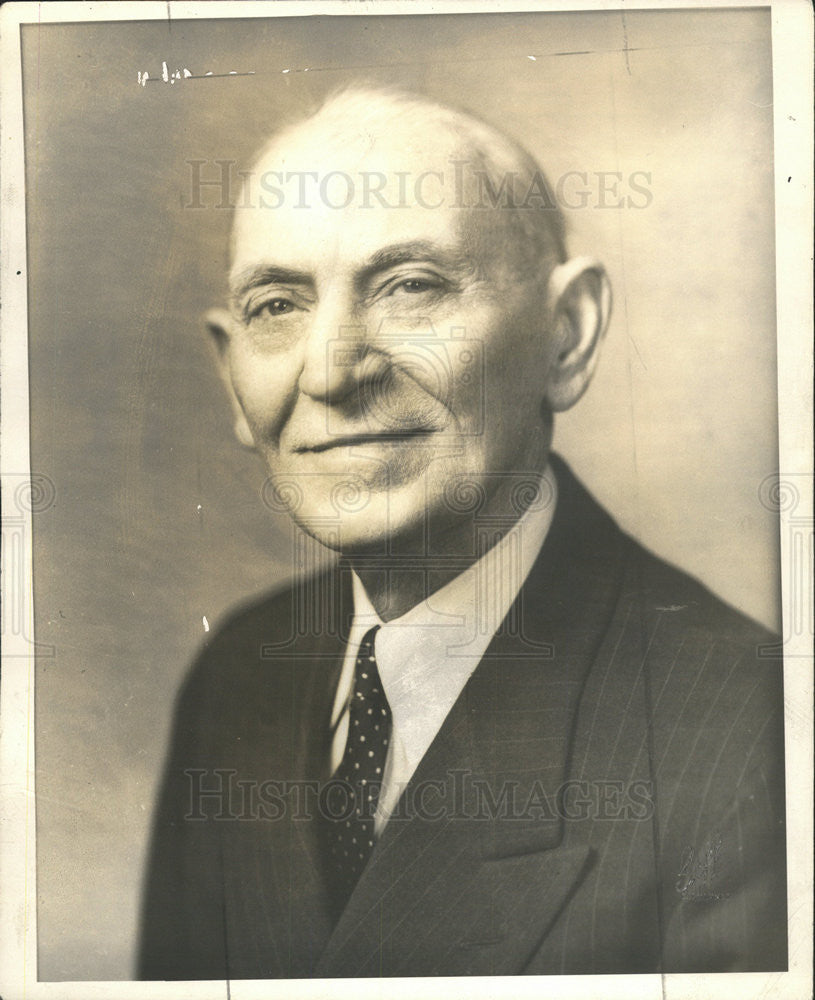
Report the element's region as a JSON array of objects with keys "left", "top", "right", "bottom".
[{"left": 676, "top": 836, "right": 729, "bottom": 901}]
